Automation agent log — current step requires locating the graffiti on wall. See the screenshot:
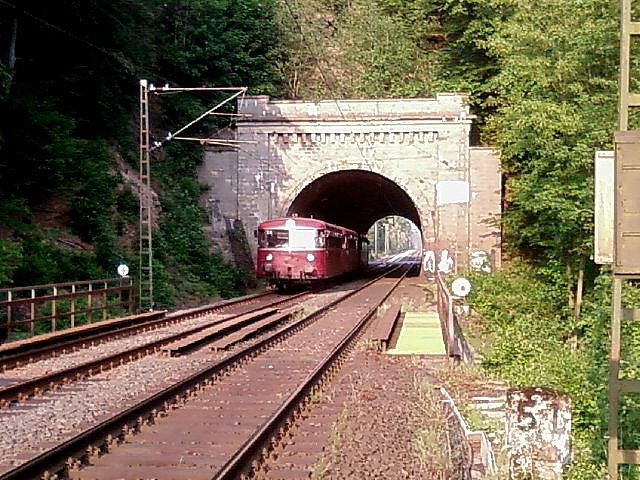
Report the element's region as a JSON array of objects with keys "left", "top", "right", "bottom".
[
  {"left": 470, "top": 250, "right": 491, "bottom": 273},
  {"left": 422, "top": 249, "right": 454, "bottom": 275},
  {"left": 423, "top": 249, "right": 493, "bottom": 276}
]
